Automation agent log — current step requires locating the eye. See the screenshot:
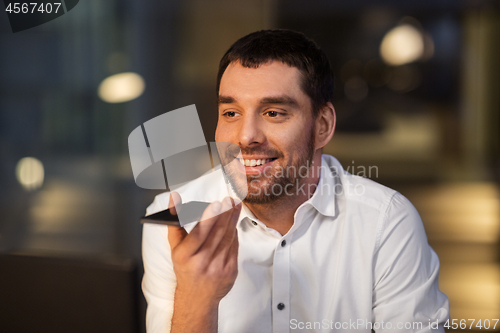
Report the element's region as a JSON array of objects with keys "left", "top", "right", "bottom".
[
  {"left": 222, "top": 111, "right": 240, "bottom": 118},
  {"left": 265, "top": 110, "right": 280, "bottom": 118}
]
